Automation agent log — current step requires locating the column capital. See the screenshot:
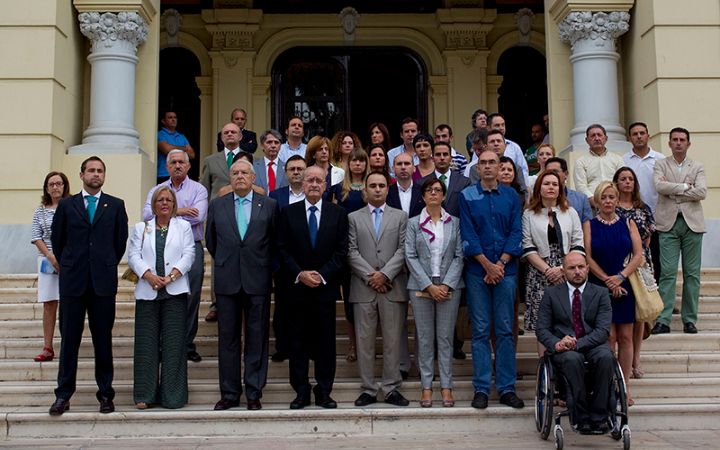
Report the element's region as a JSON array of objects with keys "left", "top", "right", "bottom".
[
  {"left": 558, "top": 11, "right": 630, "bottom": 47},
  {"left": 78, "top": 11, "right": 149, "bottom": 52}
]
